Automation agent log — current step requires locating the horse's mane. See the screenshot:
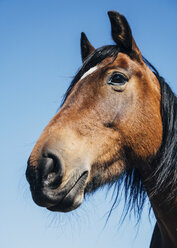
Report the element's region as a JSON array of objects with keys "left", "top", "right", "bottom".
[{"left": 62, "top": 45, "right": 177, "bottom": 221}]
